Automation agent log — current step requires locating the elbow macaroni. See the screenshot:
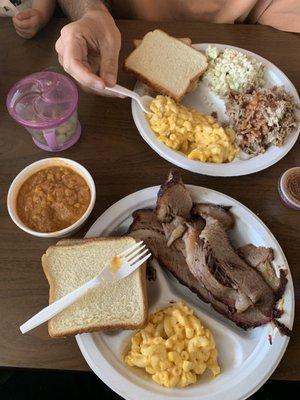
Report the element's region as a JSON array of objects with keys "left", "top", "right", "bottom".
[
  {"left": 124, "top": 302, "right": 220, "bottom": 388},
  {"left": 147, "top": 95, "right": 238, "bottom": 163}
]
